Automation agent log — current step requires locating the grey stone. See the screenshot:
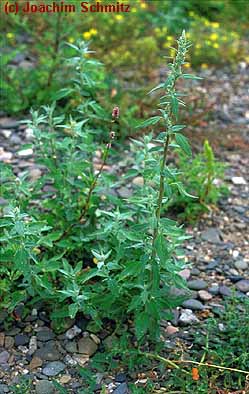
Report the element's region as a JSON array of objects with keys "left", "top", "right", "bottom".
[
  {"left": 29, "top": 336, "right": 38, "bottom": 355},
  {"left": 182, "top": 299, "right": 204, "bottom": 310},
  {"left": 15, "top": 334, "right": 29, "bottom": 346},
  {"left": 78, "top": 337, "right": 98, "bottom": 356},
  {"left": 201, "top": 228, "right": 221, "bottom": 244},
  {"left": 169, "top": 286, "right": 191, "bottom": 298},
  {"left": 64, "top": 340, "right": 77, "bottom": 353},
  {"left": 113, "top": 382, "right": 129, "bottom": 394},
  {"left": 117, "top": 187, "right": 133, "bottom": 198},
  {"left": 0, "top": 384, "right": 9, "bottom": 393},
  {"left": 35, "top": 341, "right": 61, "bottom": 361},
  {"left": 35, "top": 380, "right": 55, "bottom": 394},
  {"left": 235, "top": 280, "right": 249, "bottom": 293},
  {"left": 115, "top": 372, "right": 127, "bottom": 383},
  {"left": 234, "top": 260, "right": 248, "bottom": 271},
  {"left": 65, "top": 325, "right": 81, "bottom": 340},
  {"left": 0, "top": 351, "right": 10, "bottom": 364},
  {"left": 208, "top": 284, "right": 219, "bottom": 295},
  {"left": 179, "top": 309, "right": 200, "bottom": 326},
  {"left": 10, "top": 134, "right": 22, "bottom": 145},
  {"left": 42, "top": 361, "right": 66, "bottom": 377},
  {"left": 36, "top": 329, "right": 55, "bottom": 342},
  {"left": 219, "top": 285, "right": 232, "bottom": 297},
  {"left": 0, "top": 118, "right": 19, "bottom": 129},
  {"left": 190, "top": 268, "right": 200, "bottom": 276},
  {"left": 5, "top": 336, "right": 14, "bottom": 350},
  {"left": 188, "top": 279, "right": 208, "bottom": 290}
]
